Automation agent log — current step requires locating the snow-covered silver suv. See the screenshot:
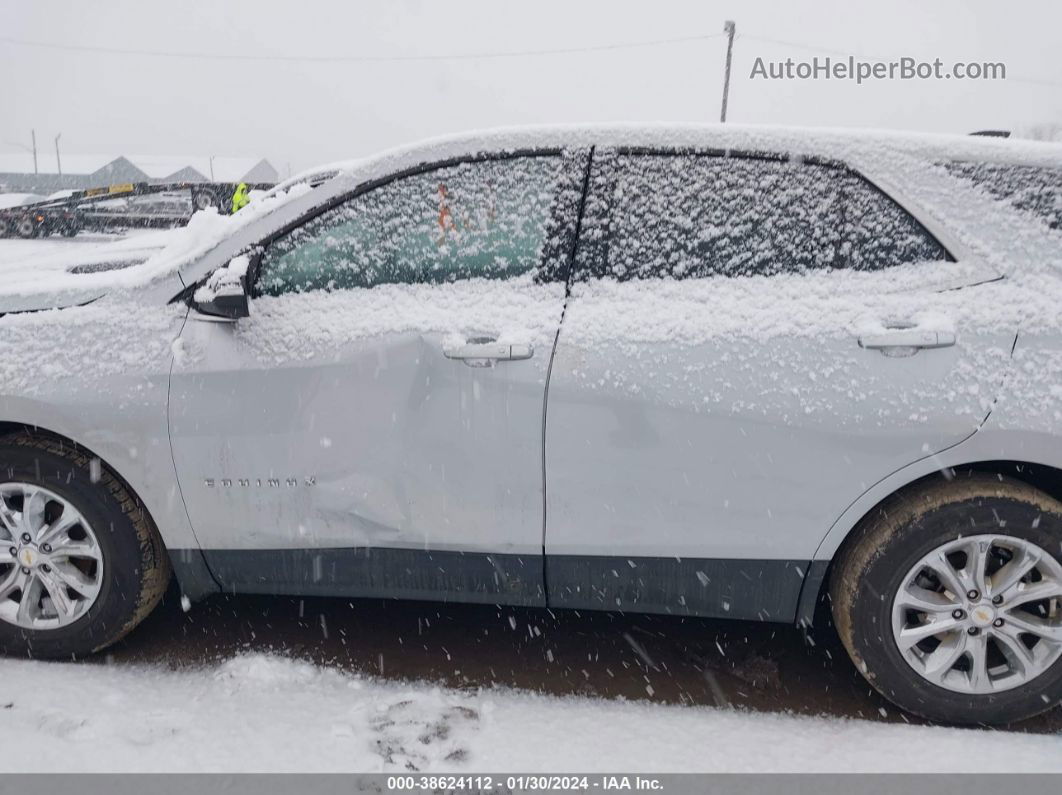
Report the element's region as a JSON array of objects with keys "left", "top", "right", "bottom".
[{"left": 1, "top": 126, "right": 1061, "bottom": 726}]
